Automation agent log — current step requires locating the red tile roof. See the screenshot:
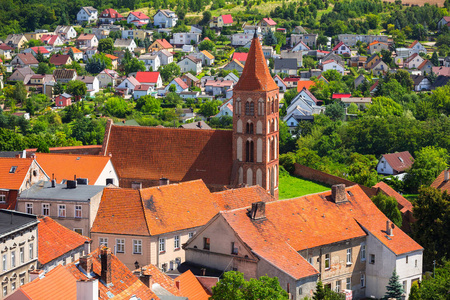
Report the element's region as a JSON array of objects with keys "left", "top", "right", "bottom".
[
  {"left": 221, "top": 14, "right": 233, "bottom": 24},
  {"left": 34, "top": 153, "right": 112, "bottom": 185},
  {"left": 0, "top": 43, "right": 14, "bottom": 51},
  {"left": 38, "top": 216, "right": 90, "bottom": 265},
  {"left": 100, "top": 8, "right": 124, "bottom": 19},
  {"left": 234, "top": 35, "right": 278, "bottom": 92},
  {"left": 408, "top": 40, "right": 419, "bottom": 48},
  {"left": 17, "top": 53, "right": 39, "bottom": 65},
  {"left": 374, "top": 181, "right": 413, "bottom": 214},
  {"left": 332, "top": 41, "right": 345, "bottom": 51},
  {"left": 417, "top": 59, "right": 431, "bottom": 70},
  {"left": 30, "top": 46, "right": 49, "bottom": 54},
  {"left": 176, "top": 270, "right": 211, "bottom": 300},
  {"left": 129, "top": 11, "right": 150, "bottom": 19},
  {"left": 174, "top": 77, "right": 188, "bottom": 90},
  {"left": 0, "top": 158, "right": 34, "bottom": 190},
  {"left": 332, "top": 93, "right": 352, "bottom": 99},
  {"left": 135, "top": 71, "right": 160, "bottom": 83},
  {"left": 296, "top": 80, "right": 315, "bottom": 92},
  {"left": 77, "top": 34, "right": 96, "bottom": 40},
  {"left": 105, "top": 53, "right": 118, "bottom": 60},
  {"left": 232, "top": 52, "right": 248, "bottom": 62},
  {"left": 381, "top": 151, "right": 414, "bottom": 173},
  {"left": 101, "top": 122, "right": 233, "bottom": 186},
  {"left": 138, "top": 264, "right": 183, "bottom": 296},
  {"left": 40, "top": 35, "right": 60, "bottom": 46},
  {"left": 155, "top": 39, "right": 173, "bottom": 49},
  {"left": 49, "top": 54, "right": 71, "bottom": 66},
  {"left": 262, "top": 17, "right": 277, "bottom": 26},
  {"left": 404, "top": 53, "right": 420, "bottom": 64},
  {"left": 431, "top": 169, "right": 450, "bottom": 193}
]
